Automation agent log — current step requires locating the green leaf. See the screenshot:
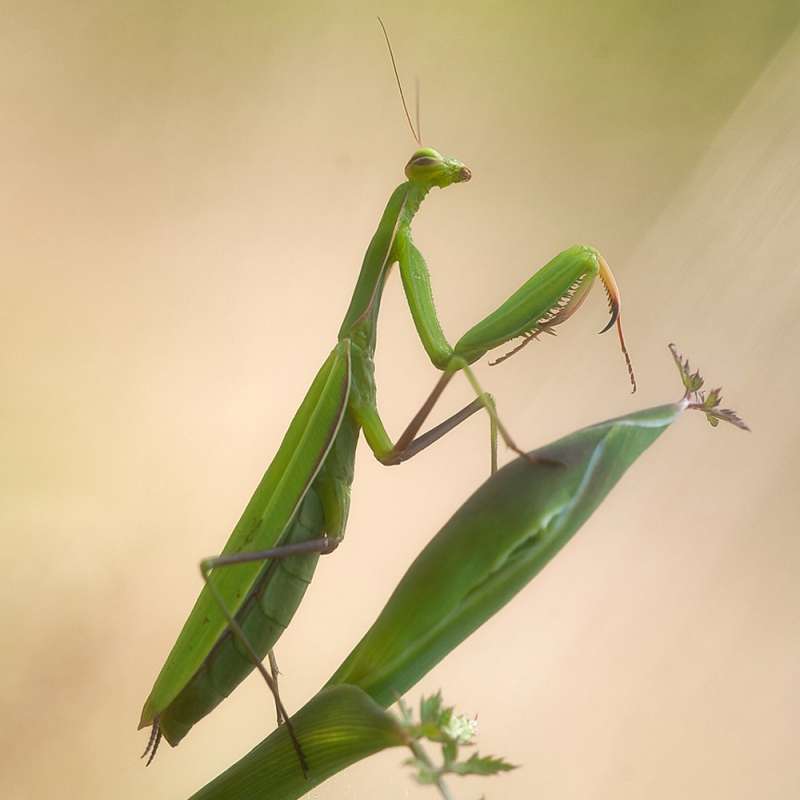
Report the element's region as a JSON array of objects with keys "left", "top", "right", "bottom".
[
  {"left": 449, "top": 753, "right": 517, "bottom": 777},
  {"left": 419, "top": 692, "right": 445, "bottom": 727},
  {"left": 669, "top": 344, "right": 749, "bottom": 431},
  {"left": 705, "top": 387, "right": 723, "bottom": 408},
  {"left": 187, "top": 685, "right": 406, "bottom": 800},
  {"left": 669, "top": 343, "right": 704, "bottom": 393},
  {"left": 191, "top": 348, "right": 747, "bottom": 797},
  {"left": 442, "top": 739, "right": 458, "bottom": 764},
  {"left": 328, "top": 402, "right": 684, "bottom": 706},
  {"left": 699, "top": 387, "right": 750, "bottom": 431}
]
